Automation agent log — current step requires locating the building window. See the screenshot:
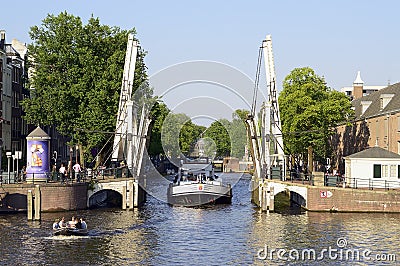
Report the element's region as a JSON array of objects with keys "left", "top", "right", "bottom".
[
  {"left": 382, "top": 165, "right": 389, "bottom": 178},
  {"left": 390, "top": 165, "right": 396, "bottom": 178},
  {"left": 373, "top": 164, "right": 381, "bottom": 178}
]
